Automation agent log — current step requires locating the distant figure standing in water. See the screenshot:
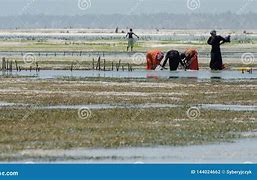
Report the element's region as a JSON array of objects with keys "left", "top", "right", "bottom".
[
  {"left": 126, "top": 29, "right": 139, "bottom": 52},
  {"left": 207, "top": 30, "right": 230, "bottom": 70}
]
